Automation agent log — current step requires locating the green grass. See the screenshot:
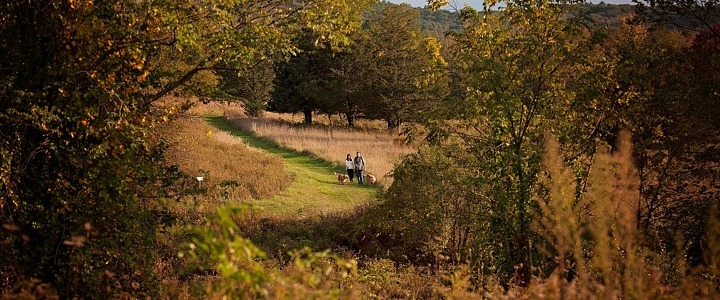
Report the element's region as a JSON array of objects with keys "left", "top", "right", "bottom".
[{"left": 206, "top": 116, "right": 378, "bottom": 217}]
